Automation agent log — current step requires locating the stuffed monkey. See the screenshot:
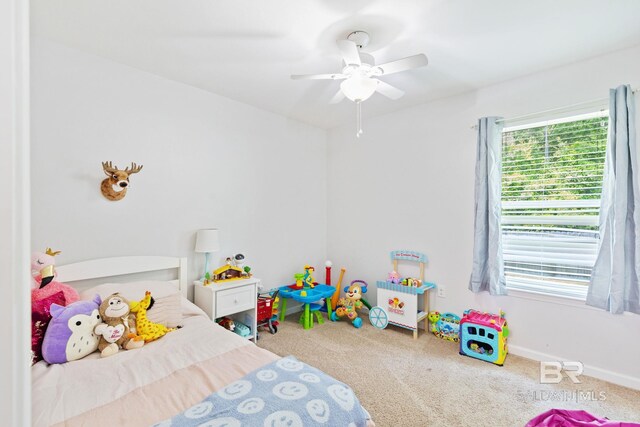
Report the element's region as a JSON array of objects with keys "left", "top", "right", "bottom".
[{"left": 94, "top": 293, "right": 144, "bottom": 357}]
